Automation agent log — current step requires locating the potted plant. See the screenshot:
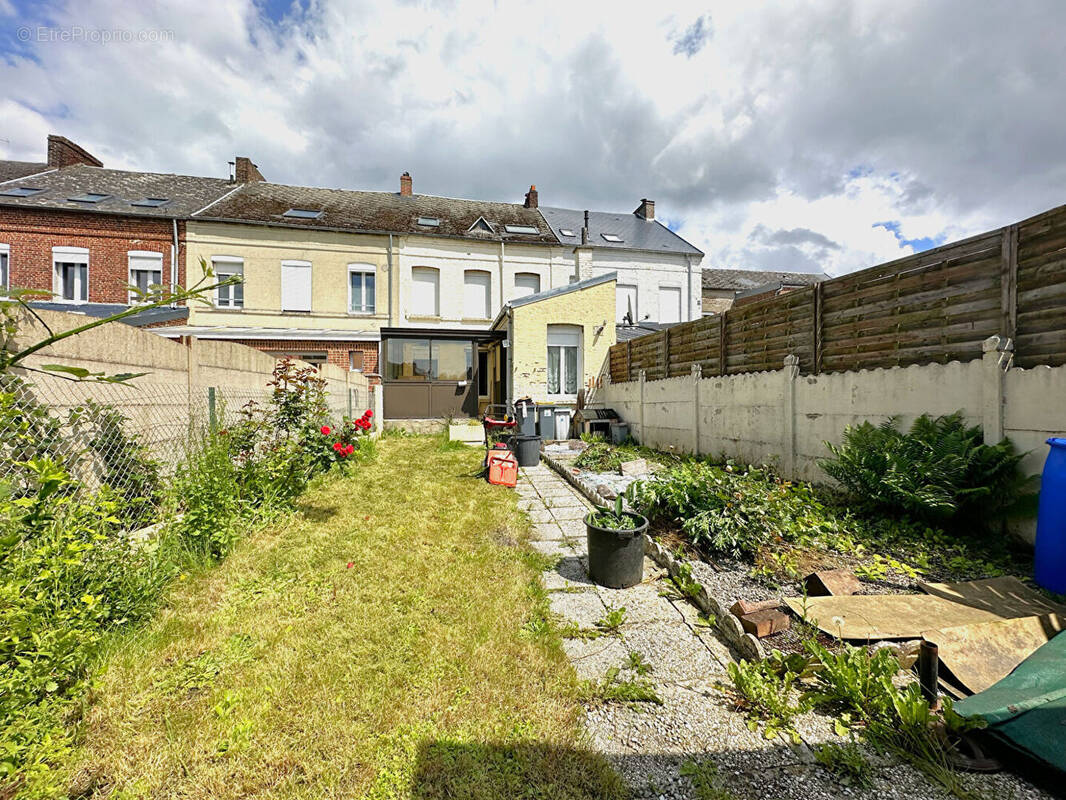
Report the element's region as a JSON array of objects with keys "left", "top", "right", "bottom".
[{"left": 585, "top": 495, "right": 648, "bottom": 588}]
